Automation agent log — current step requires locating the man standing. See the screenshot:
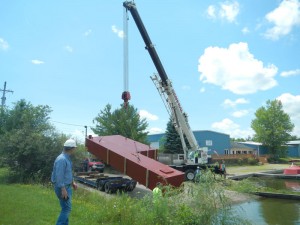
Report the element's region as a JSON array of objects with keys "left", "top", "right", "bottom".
[
  {"left": 220, "top": 160, "right": 227, "bottom": 179},
  {"left": 194, "top": 151, "right": 199, "bottom": 164},
  {"left": 152, "top": 182, "right": 163, "bottom": 204},
  {"left": 51, "top": 139, "right": 78, "bottom": 225},
  {"left": 194, "top": 166, "right": 201, "bottom": 183}
]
